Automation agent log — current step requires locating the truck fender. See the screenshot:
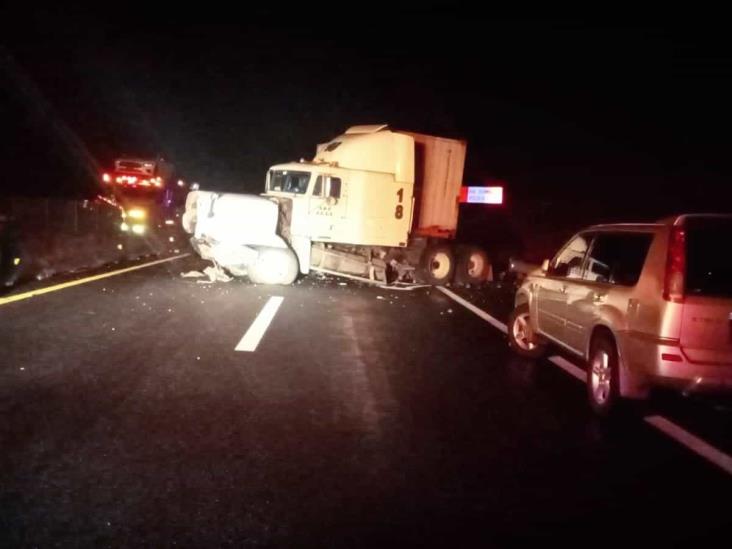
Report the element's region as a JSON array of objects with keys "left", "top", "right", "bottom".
[{"left": 290, "top": 235, "right": 312, "bottom": 275}]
